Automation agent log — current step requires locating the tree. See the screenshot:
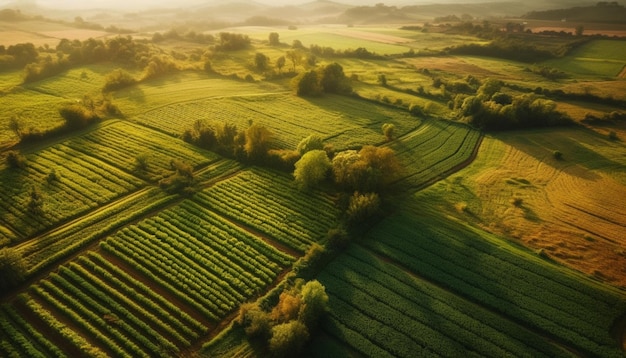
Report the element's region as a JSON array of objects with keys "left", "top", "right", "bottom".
[
  {"left": 331, "top": 150, "right": 361, "bottom": 189},
  {"left": 254, "top": 52, "right": 269, "bottom": 71},
  {"left": 575, "top": 24, "right": 584, "bottom": 36},
  {"left": 276, "top": 56, "right": 286, "bottom": 73},
  {"left": 346, "top": 192, "right": 380, "bottom": 224},
  {"left": 378, "top": 73, "right": 387, "bottom": 86},
  {"left": 271, "top": 292, "right": 302, "bottom": 323},
  {"left": 294, "top": 150, "right": 331, "bottom": 189},
  {"left": 0, "top": 248, "right": 26, "bottom": 292},
  {"left": 269, "top": 32, "right": 280, "bottom": 46},
  {"left": 296, "top": 134, "right": 324, "bottom": 155},
  {"left": 320, "top": 62, "right": 350, "bottom": 94},
  {"left": 382, "top": 123, "right": 395, "bottom": 141},
  {"left": 358, "top": 145, "right": 403, "bottom": 190},
  {"left": 6, "top": 150, "right": 27, "bottom": 169},
  {"left": 298, "top": 280, "right": 329, "bottom": 330},
  {"left": 268, "top": 320, "right": 309, "bottom": 358},
  {"left": 244, "top": 123, "right": 272, "bottom": 161},
  {"left": 8, "top": 115, "right": 22, "bottom": 139},
  {"left": 28, "top": 187, "right": 44, "bottom": 215},
  {"left": 238, "top": 302, "right": 272, "bottom": 340},
  {"left": 285, "top": 50, "right": 302, "bottom": 72},
  {"left": 292, "top": 70, "right": 321, "bottom": 96}
]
